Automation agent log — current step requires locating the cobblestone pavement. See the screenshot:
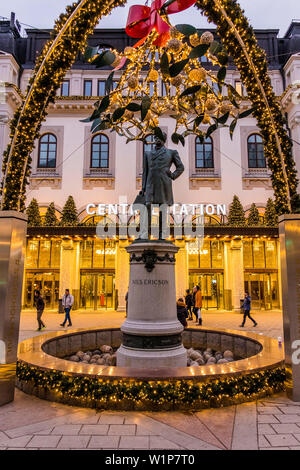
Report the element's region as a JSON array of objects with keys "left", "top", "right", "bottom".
[{"left": 0, "top": 308, "right": 295, "bottom": 451}]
